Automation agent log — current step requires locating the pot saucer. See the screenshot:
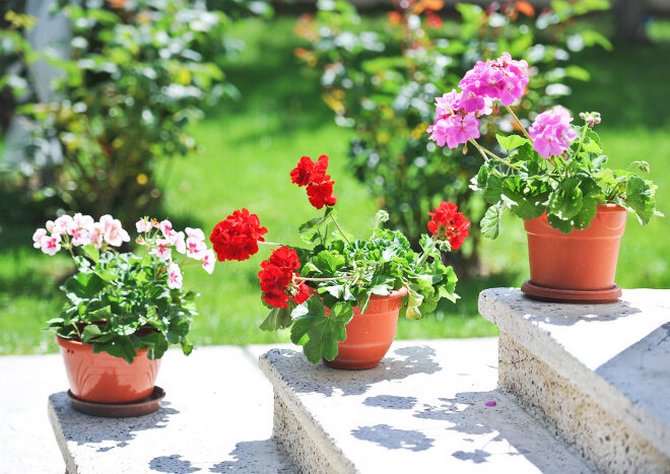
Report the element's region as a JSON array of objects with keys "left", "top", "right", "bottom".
[
  {"left": 521, "top": 280, "right": 622, "bottom": 304},
  {"left": 67, "top": 386, "right": 165, "bottom": 418}
]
